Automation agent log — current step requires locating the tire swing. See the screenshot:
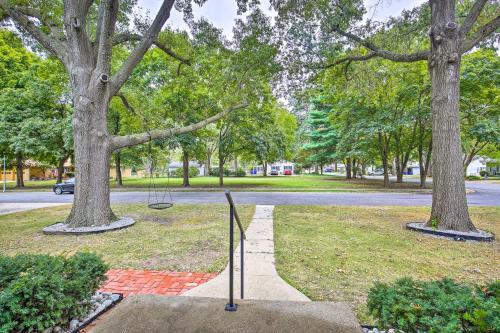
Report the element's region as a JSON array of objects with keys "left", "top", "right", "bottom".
[{"left": 146, "top": 138, "right": 173, "bottom": 210}]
